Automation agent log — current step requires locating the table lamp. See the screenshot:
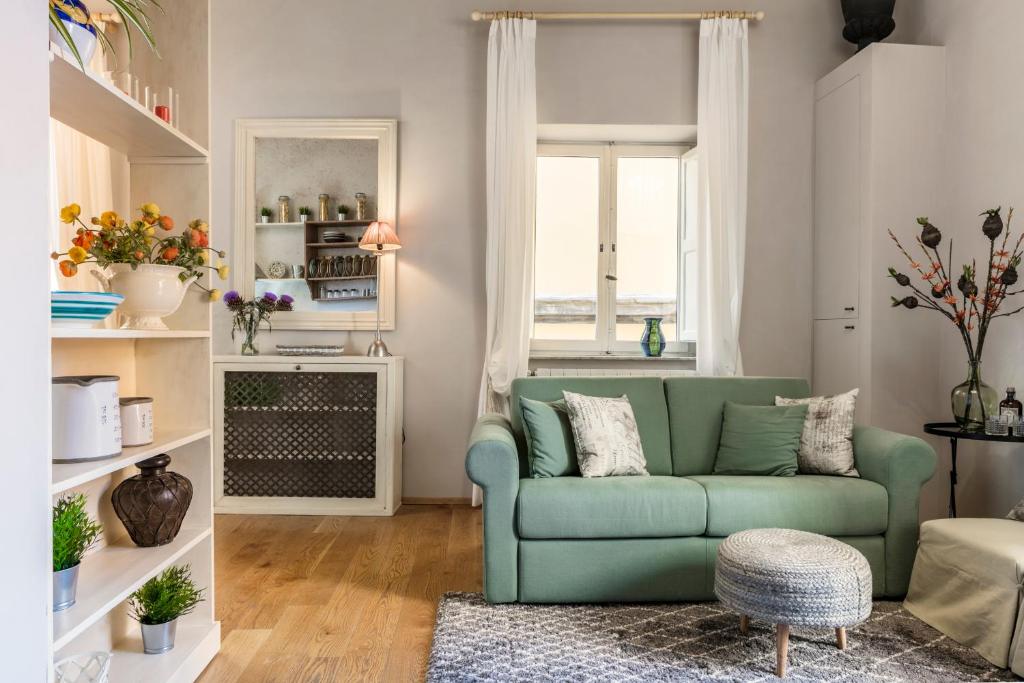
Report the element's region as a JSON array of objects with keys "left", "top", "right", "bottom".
[{"left": 359, "top": 221, "right": 401, "bottom": 357}]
